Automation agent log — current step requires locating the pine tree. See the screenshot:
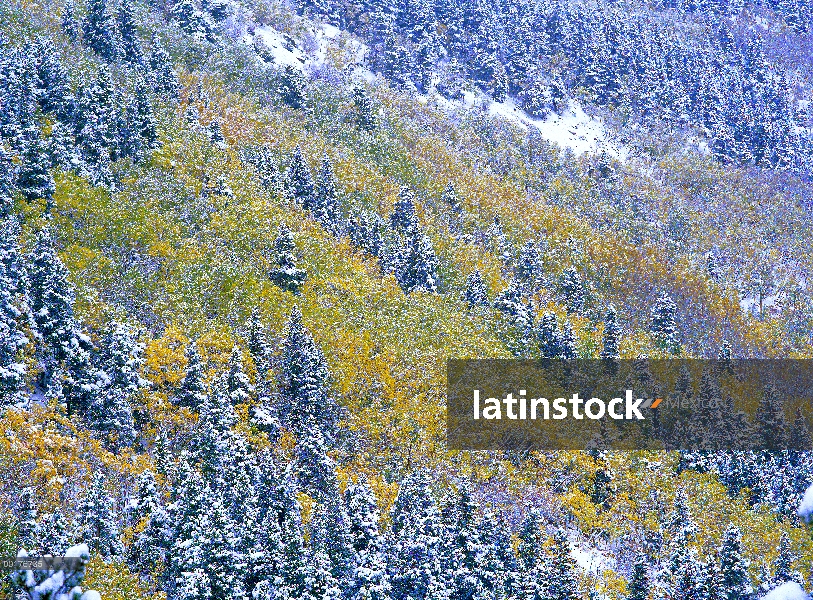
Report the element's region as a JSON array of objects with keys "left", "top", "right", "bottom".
[
  {"left": 36, "top": 509, "right": 71, "bottom": 556},
  {"left": 445, "top": 484, "right": 486, "bottom": 600},
  {"left": 547, "top": 528, "right": 579, "bottom": 600},
  {"left": 345, "top": 478, "right": 382, "bottom": 554},
  {"left": 278, "top": 306, "right": 341, "bottom": 440},
  {"left": 62, "top": 0, "right": 81, "bottom": 41},
  {"left": 560, "top": 267, "right": 586, "bottom": 314},
  {"left": 755, "top": 382, "right": 789, "bottom": 451},
  {"left": 0, "top": 258, "right": 28, "bottom": 404},
  {"left": 77, "top": 471, "right": 125, "bottom": 557},
  {"left": 286, "top": 147, "right": 315, "bottom": 206},
  {"left": 16, "top": 487, "right": 38, "bottom": 553},
  {"left": 278, "top": 65, "right": 307, "bottom": 109},
  {"left": 0, "top": 143, "right": 16, "bottom": 218},
  {"left": 224, "top": 345, "right": 253, "bottom": 406},
  {"left": 390, "top": 187, "right": 419, "bottom": 233},
  {"left": 628, "top": 553, "right": 649, "bottom": 600},
  {"left": 601, "top": 306, "right": 621, "bottom": 359},
  {"left": 10, "top": 543, "right": 97, "bottom": 600},
  {"left": 309, "top": 493, "right": 355, "bottom": 585},
  {"left": 718, "top": 524, "right": 749, "bottom": 600},
  {"left": 27, "top": 228, "right": 79, "bottom": 377},
  {"left": 18, "top": 128, "right": 55, "bottom": 208},
  {"left": 772, "top": 531, "right": 801, "bottom": 587},
  {"left": 312, "top": 157, "right": 341, "bottom": 233},
  {"left": 789, "top": 407, "right": 812, "bottom": 451},
  {"left": 394, "top": 225, "right": 439, "bottom": 294},
  {"left": 463, "top": 269, "right": 489, "bottom": 308},
  {"left": 82, "top": 0, "right": 120, "bottom": 61},
  {"left": 117, "top": 0, "right": 143, "bottom": 64},
  {"left": 516, "top": 240, "right": 543, "bottom": 289},
  {"left": 148, "top": 36, "right": 180, "bottom": 99},
  {"left": 87, "top": 385, "right": 138, "bottom": 451},
  {"left": 246, "top": 309, "right": 272, "bottom": 379},
  {"left": 537, "top": 311, "right": 562, "bottom": 359},
  {"left": 101, "top": 321, "right": 147, "bottom": 394},
  {"left": 175, "top": 341, "right": 207, "bottom": 410},
  {"left": 121, "top": 76, "right": 158, "bottom": 161},
  {"left": 353, "top": 86, "right": 377, "bottom": 131},
  {"left": 651, "top": 292, "right": 680, "bottom": 355},
  {"left": 171, "top": 0, "right": 211, "bottom": 40},
  {"left": 269, "top": 225, "right": 307, "bottom": 293}
]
